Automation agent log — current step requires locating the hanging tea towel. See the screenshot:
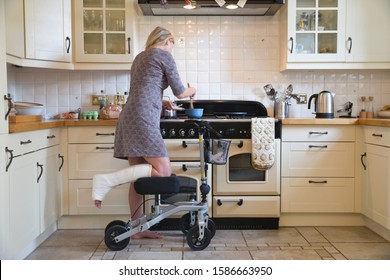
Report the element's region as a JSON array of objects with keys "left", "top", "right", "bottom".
[{"left": 251, "top": 117, "right": 275, "bottom": 170}]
